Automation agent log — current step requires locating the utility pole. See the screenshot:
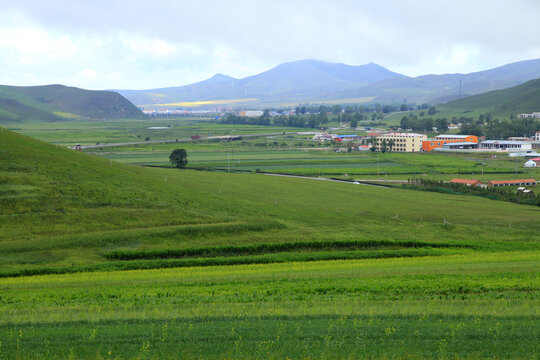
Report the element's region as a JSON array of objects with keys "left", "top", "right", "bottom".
[{"left": 228, "top": 152, "right": 230, "bottom": 173}]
